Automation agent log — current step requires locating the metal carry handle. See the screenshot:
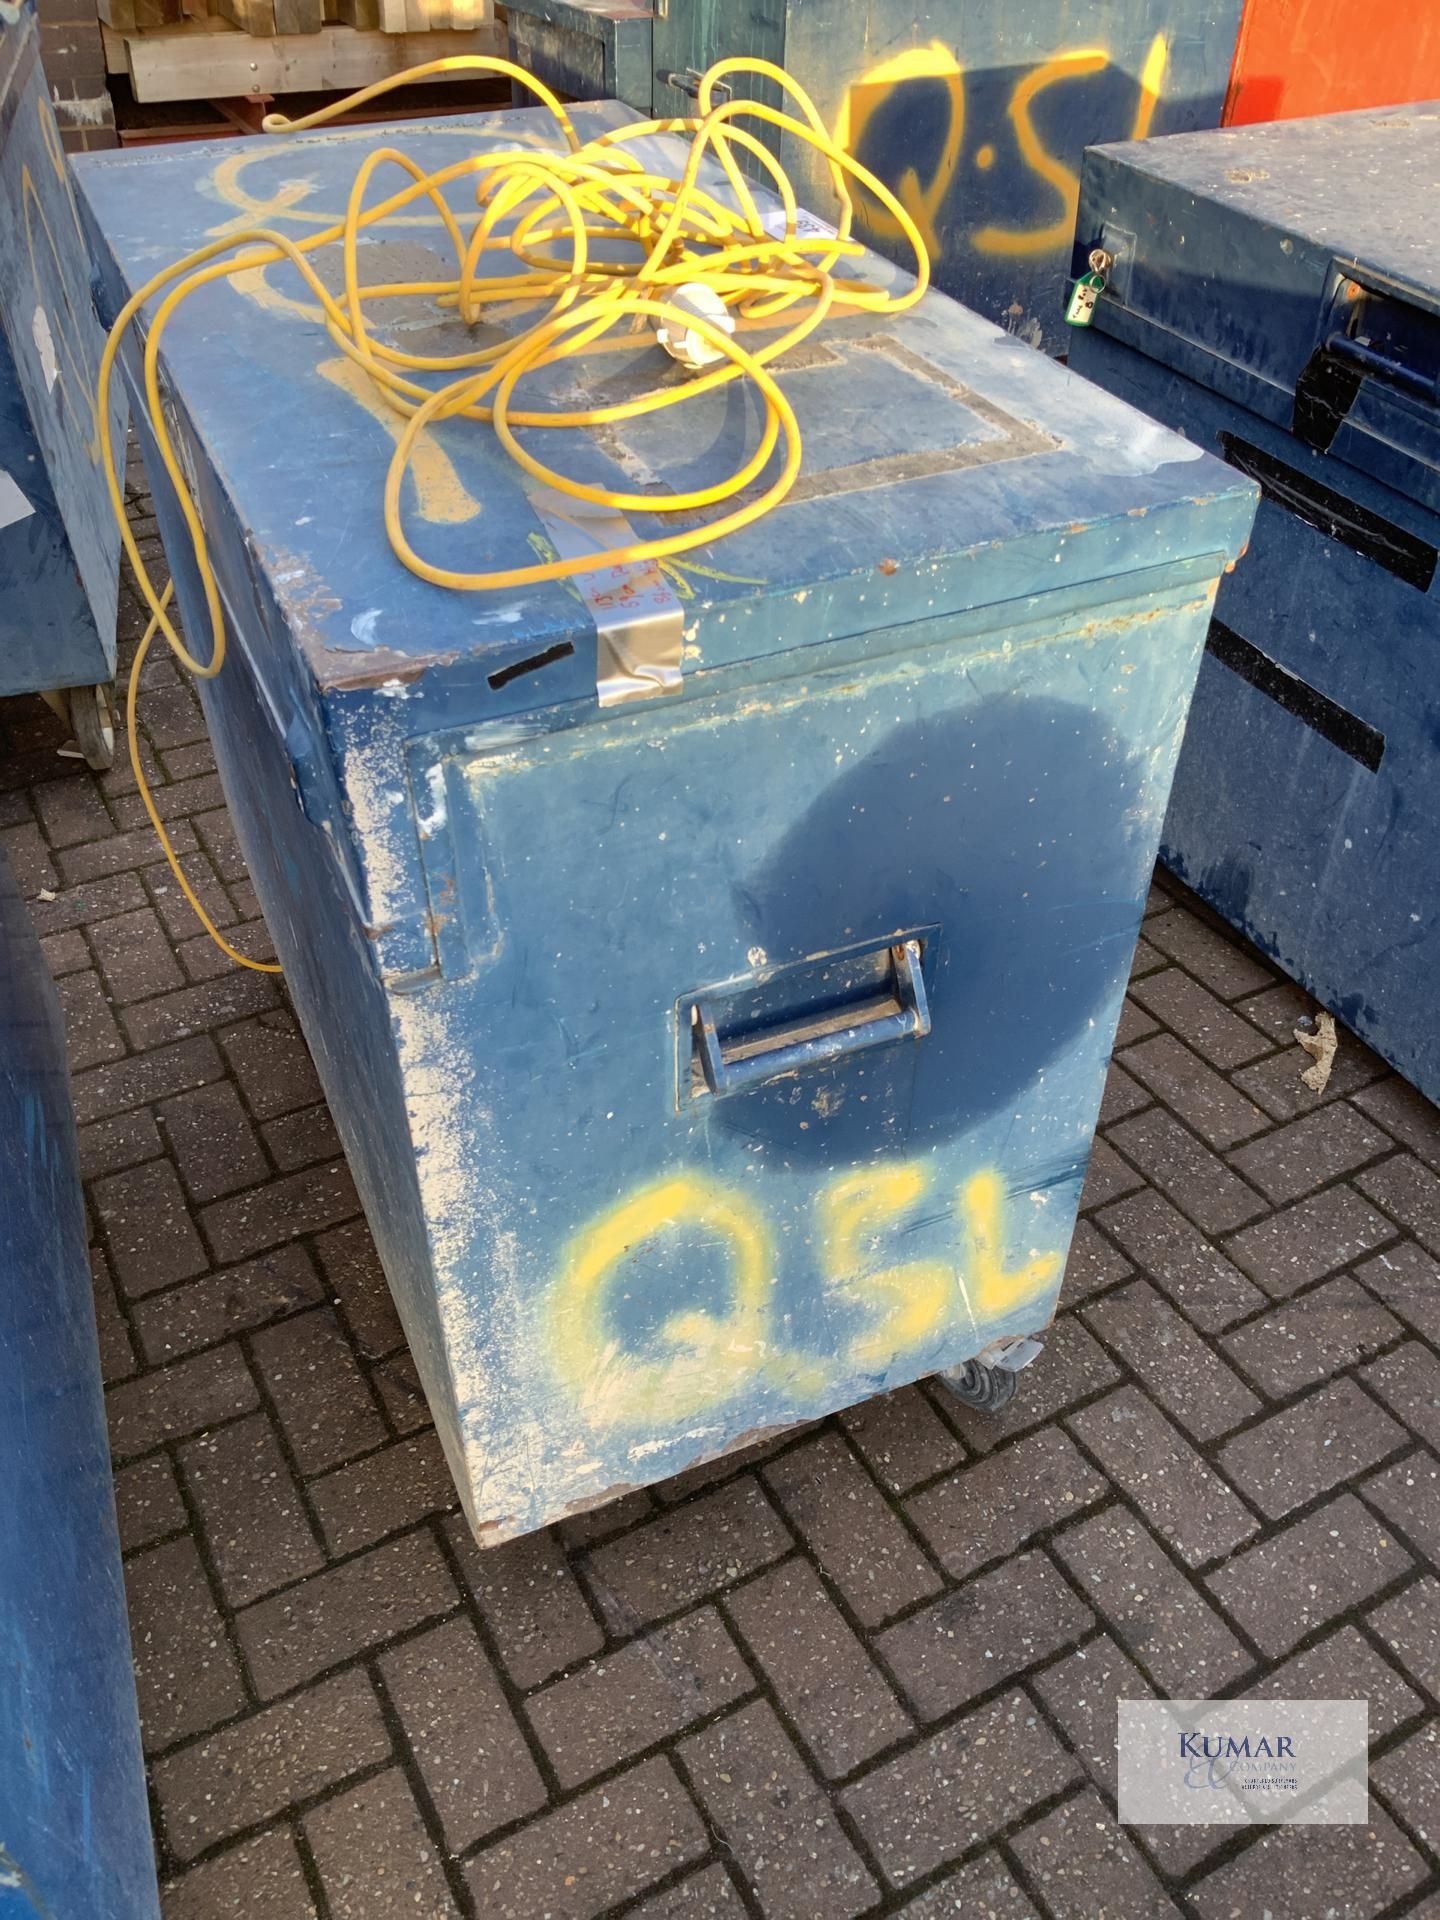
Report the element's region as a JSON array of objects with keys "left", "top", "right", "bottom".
[
  {"left": 692, "top": 940, "right": 931, "bottom": 1100},
  {"left": 1322, "top": 333, "right": 1440, "bottom": 408},
  {"left": 1294, "top": 269, "right": 1440, "bottom": 451}
]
